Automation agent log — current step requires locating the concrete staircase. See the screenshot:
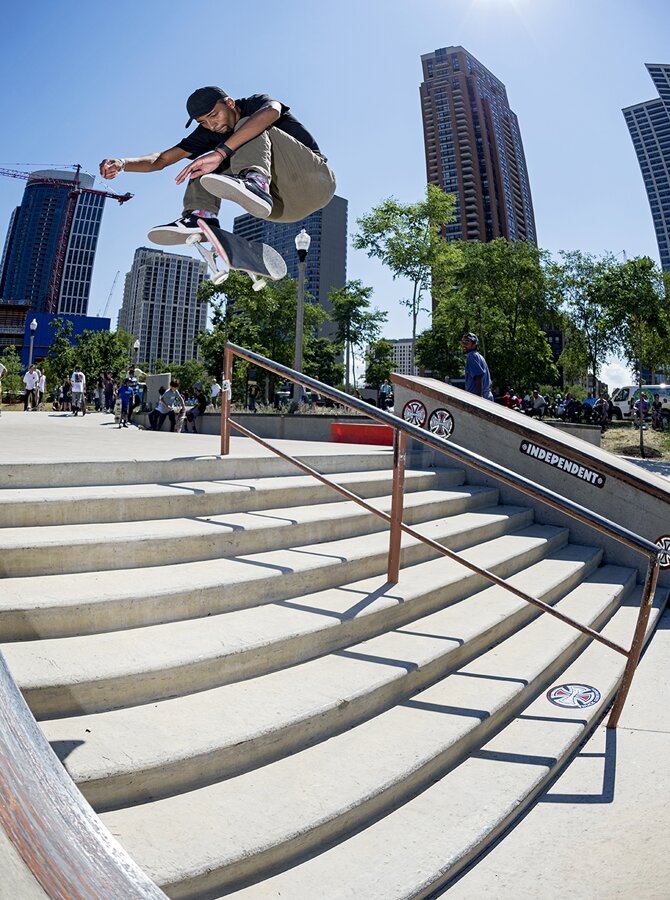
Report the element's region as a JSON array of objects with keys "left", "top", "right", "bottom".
[{"left": 0, "top": 448, "right": 665, "bottom": 899}]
